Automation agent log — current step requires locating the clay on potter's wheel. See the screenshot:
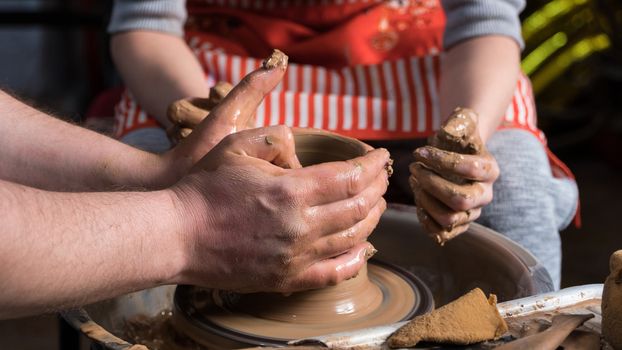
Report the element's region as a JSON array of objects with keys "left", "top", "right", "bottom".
[
  {"left": 173, "top": 130, "right": 429, "bottom": 347},
  {"left": 603, "top": 250, "right": 622, "bottom": 349},
  {"left": 174, "top": 262, "right": 428, "bottom": 344}
]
